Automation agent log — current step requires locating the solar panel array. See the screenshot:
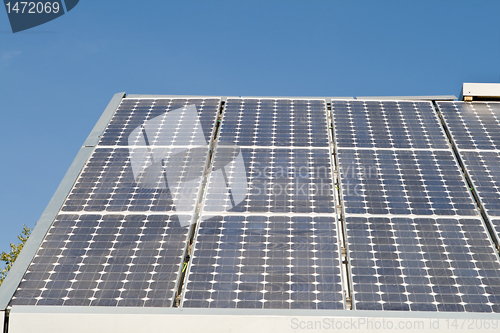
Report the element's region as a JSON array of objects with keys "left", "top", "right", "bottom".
[
  {"left": 332, "top": 100, "right": 500, "bottom": 312},
  {"left": 182, "top": 99, "right": 344, "bottom": 309},
  {"left": 438, "top": 102, "right": 500, "bottom": 244},
  {"left": 6, "top": 96, "right": 500, "bottom": 315},
  {"left": 10, "top": 98, "right": 220, "bottom": 307}
]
